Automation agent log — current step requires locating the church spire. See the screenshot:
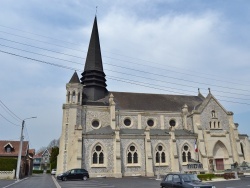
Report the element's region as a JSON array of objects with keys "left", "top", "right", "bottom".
[
  {"left": 80, "top": 16, "right": 108, "bottom": 102},
  {"left": 83, "top": 16, "right": 104, "bottom": 72}
]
